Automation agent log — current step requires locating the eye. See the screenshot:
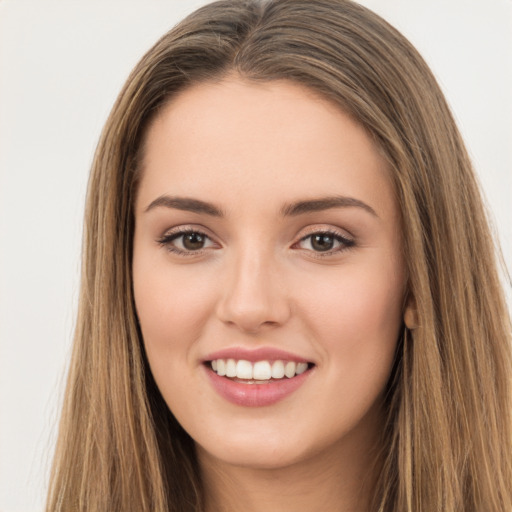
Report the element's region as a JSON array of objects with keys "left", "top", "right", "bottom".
[
  {"left": 296, "top": 231, "right": 355, "bottom": 253},
  {"left": 157, "top": 229, "right": 216, "bottom": 254}
]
